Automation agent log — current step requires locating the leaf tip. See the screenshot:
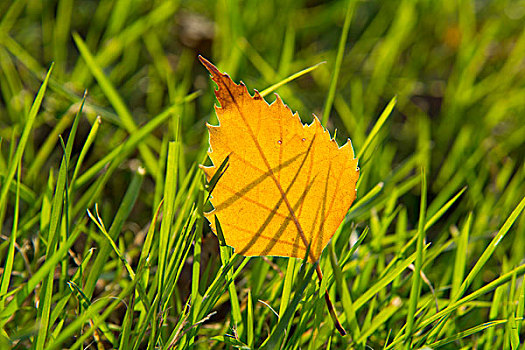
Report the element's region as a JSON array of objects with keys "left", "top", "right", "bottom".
[{"left": 199, "top": 55, "right": 220, "bottom": 77}]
